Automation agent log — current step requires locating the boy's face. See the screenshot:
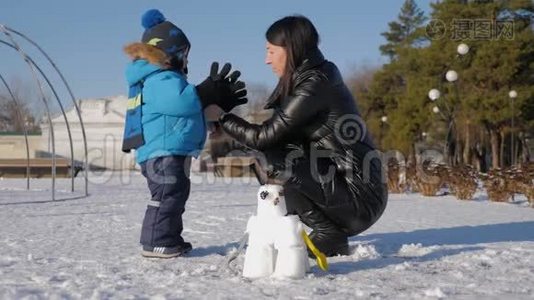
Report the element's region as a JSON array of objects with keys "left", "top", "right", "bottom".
[{"left": 182, "top": 47, "right": 190, "bottom": 70}]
